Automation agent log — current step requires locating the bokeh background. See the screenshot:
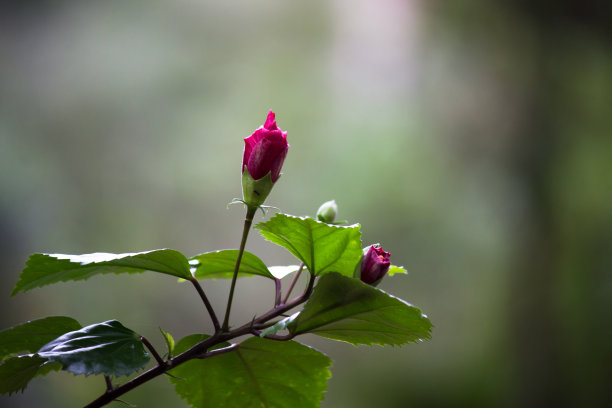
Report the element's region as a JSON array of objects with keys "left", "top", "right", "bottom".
[{"left": 1, "top": 1, "right": 611, "bottom": 407}]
